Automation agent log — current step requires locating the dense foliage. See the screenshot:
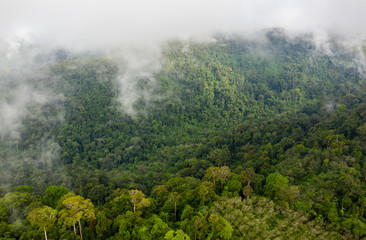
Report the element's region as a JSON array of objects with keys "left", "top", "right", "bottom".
[{"left": 1, "top": 29, "right": 366, "bottom": 239}]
